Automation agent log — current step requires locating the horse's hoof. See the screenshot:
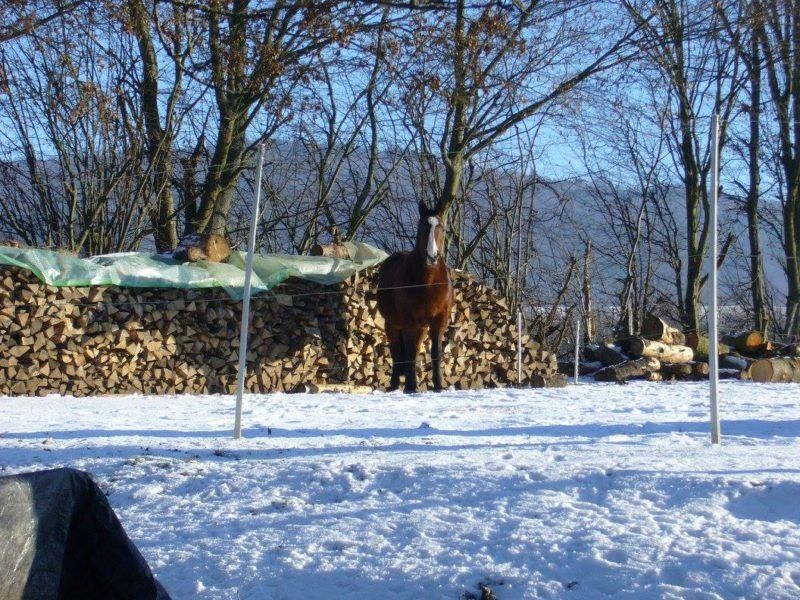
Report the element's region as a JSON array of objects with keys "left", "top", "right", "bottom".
[
  {"left": 432, "top": 386, "right": 443, "bottom": 393},
  {"left": 387, "top": 386, "right": 399, "bottom": 392},
  {"left": 403, "top": 387, "right": 418, "bottom": 394}
]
